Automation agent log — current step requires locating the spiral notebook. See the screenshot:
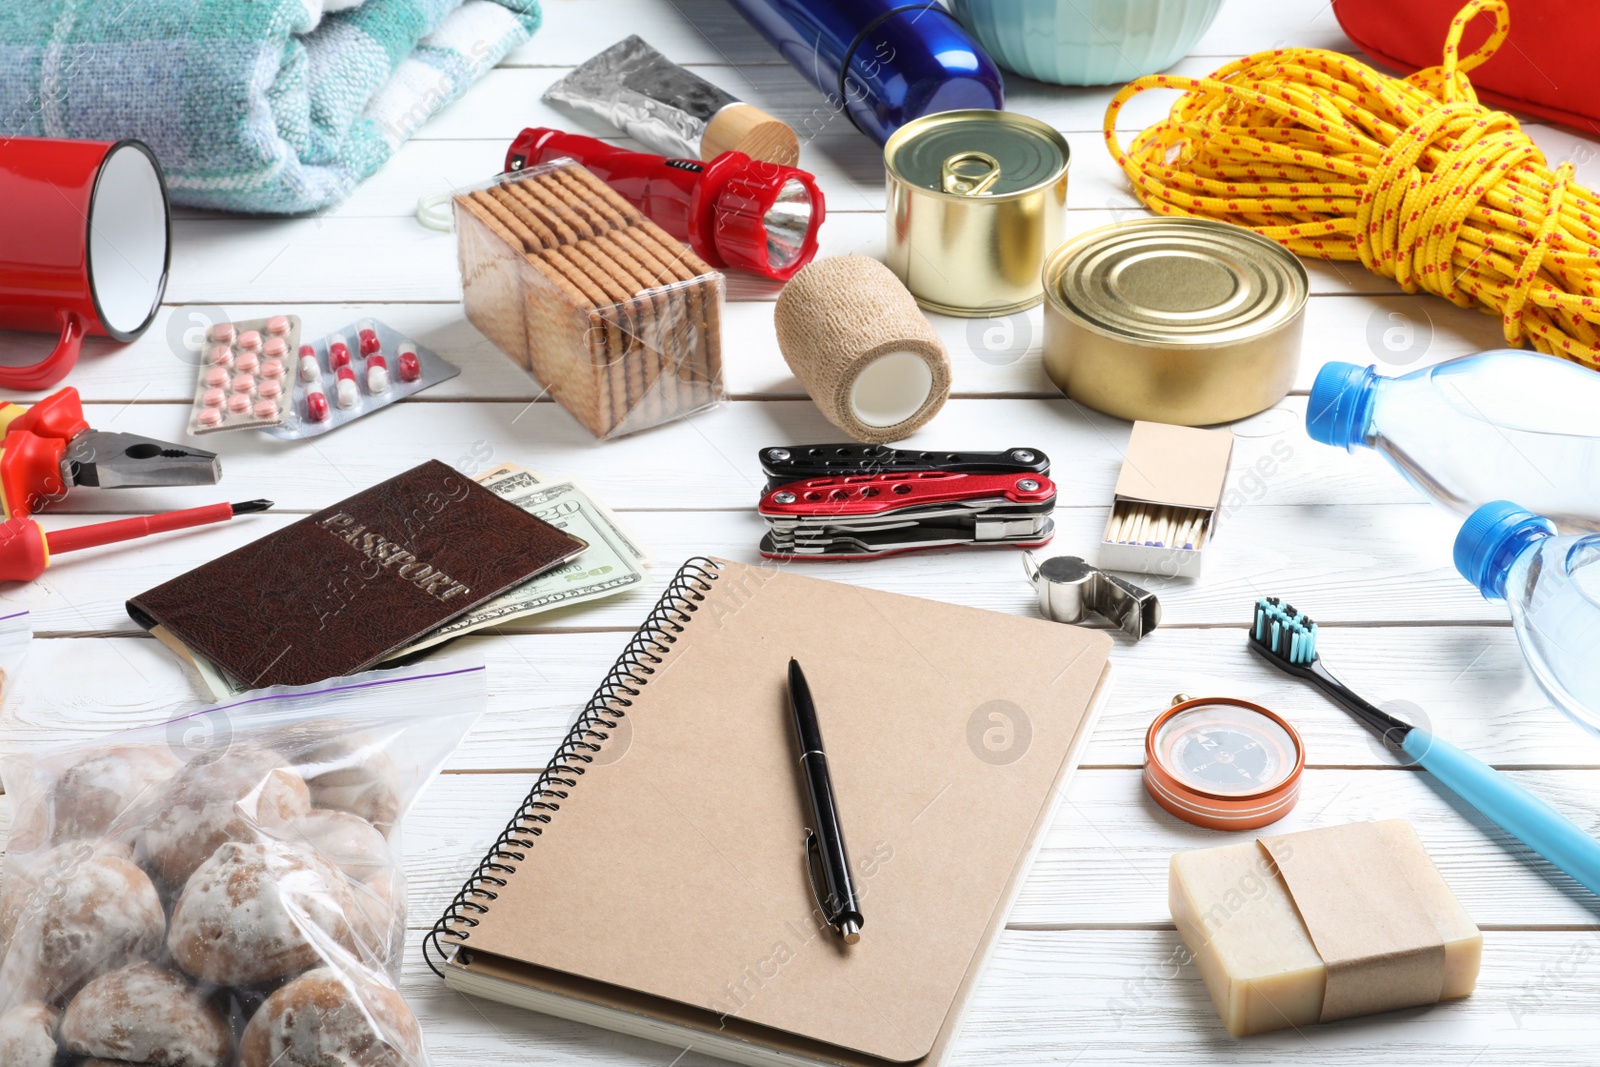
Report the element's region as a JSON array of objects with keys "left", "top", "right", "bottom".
[{"left": 427, "top": 557, "right": 1114, "bottom": 1067}]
